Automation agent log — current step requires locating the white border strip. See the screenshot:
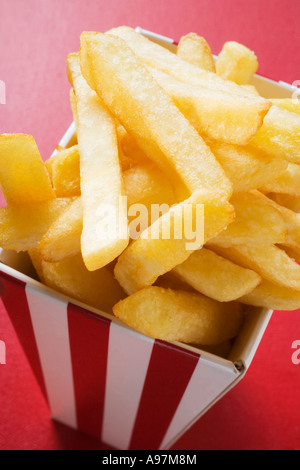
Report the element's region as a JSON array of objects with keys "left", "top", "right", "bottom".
[
  {"left": 25, "top": 285, "right": 77, "bottom": 429},
  {"left": 102, "top": 322, "right": 154, "bottom": 449}
]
